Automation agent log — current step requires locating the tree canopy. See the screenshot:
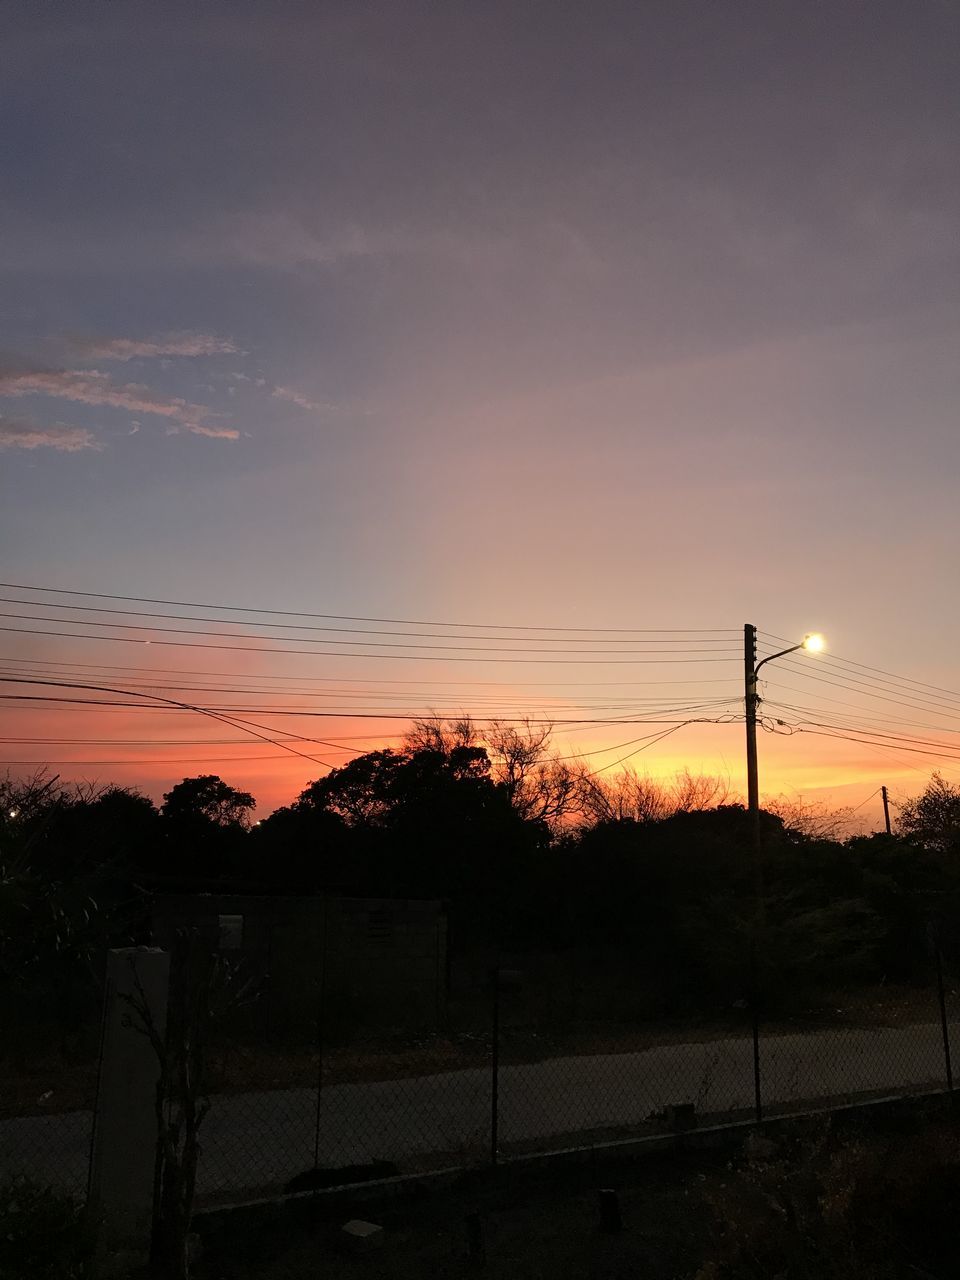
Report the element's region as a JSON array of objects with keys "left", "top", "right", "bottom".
[
  {"left": 896, "top": 772, "right": 960, "bottom": 855},
  {"left": 161, "top": 775, "right": 256, "bottom": 830},
  {"left": 5, "top": 758, "right": 957, "bottom": 1027}
]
